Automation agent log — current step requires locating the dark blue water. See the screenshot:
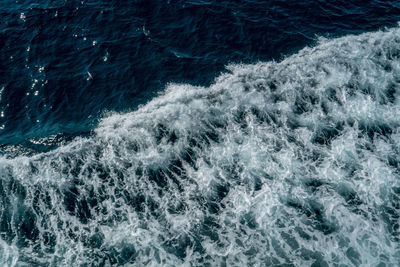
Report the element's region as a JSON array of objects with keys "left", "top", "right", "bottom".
[{"left": 1, "top": 0, "right": 400, "bottom": 265}]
